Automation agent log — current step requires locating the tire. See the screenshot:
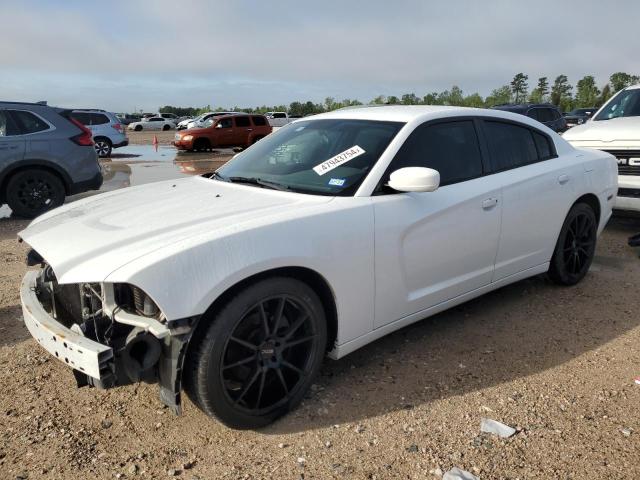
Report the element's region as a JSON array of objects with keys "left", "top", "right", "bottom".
[
  {"left": 252, "top": 136, "right": 264, "bottom": 144},
  {"left": 134, "top": 125, "right": 142, "bottom": 131},
  {"left": 548, "top": 203, "right": 597, "bottom": 286},
  {"left": 184, "top": 277, "right": 327, "bottom": 429},
  {"left": 5, "top": 169, "right": 65, "bottom": 218},
  {"left": 162, "top": 124, "right": 170, "bottom": 131},
  {"left": 193, "top": 138, "right": 211, "bottom": 152},
  {"left": 94, "top": 137, "right": 112, "bottom": 158}
]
